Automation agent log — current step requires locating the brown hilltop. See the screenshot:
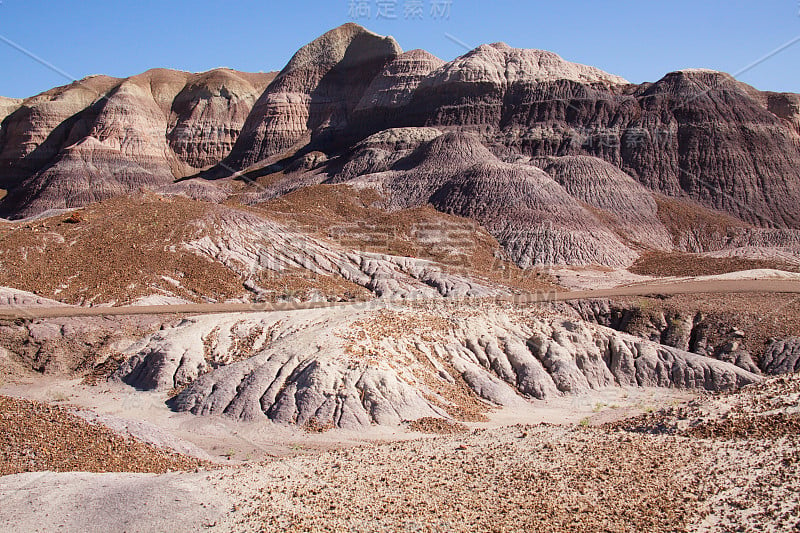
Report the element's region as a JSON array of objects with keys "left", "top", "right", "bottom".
[
  {"left": 0, "top": 96, "right": 22, "bottom": 123},
  {"left": 223, "top": 23, "right": 403, "bottom": 169}
]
